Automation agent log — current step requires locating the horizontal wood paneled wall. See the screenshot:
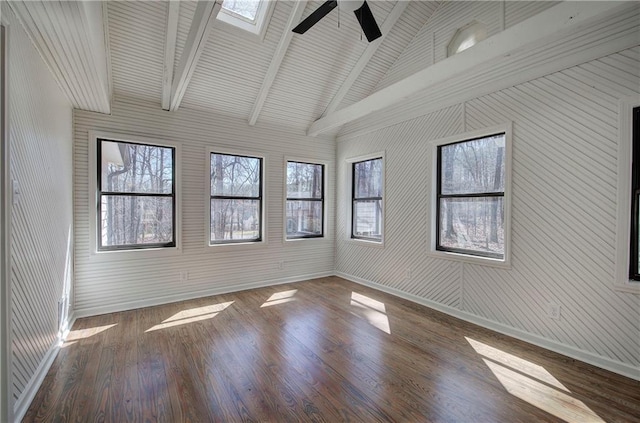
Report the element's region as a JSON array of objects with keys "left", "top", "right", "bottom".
[
  {"left": 335, "top": 46, "right": 640, "bottom": 375},
  {"left": 73, "top": 97, "right": 335, "bottom": 316},
  {"left": 5, "top": 2, "right": 74, "bottom": 413}
]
